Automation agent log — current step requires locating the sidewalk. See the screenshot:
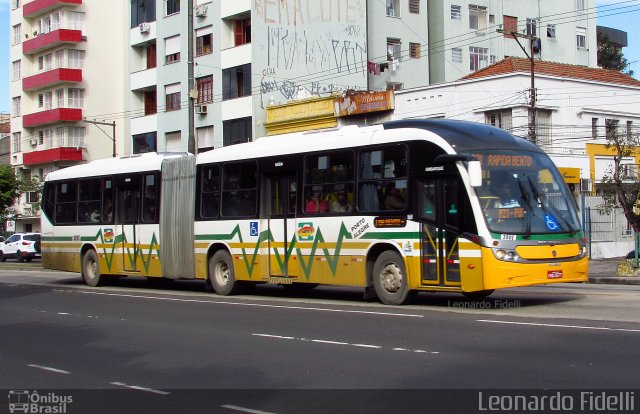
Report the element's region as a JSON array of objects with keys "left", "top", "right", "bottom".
[{"left": 588, "top": 258, "right": 640, "bottom": 285}]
